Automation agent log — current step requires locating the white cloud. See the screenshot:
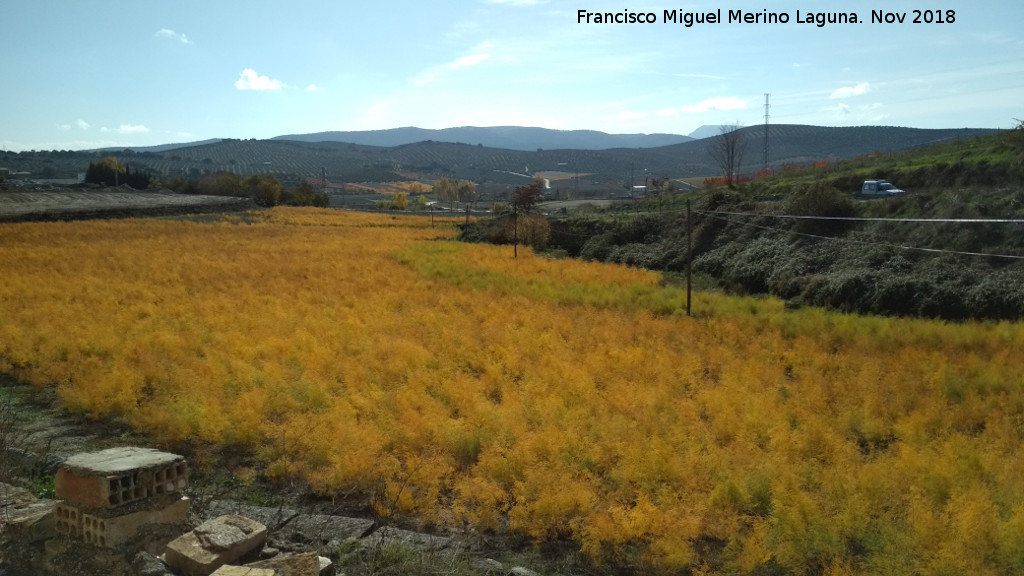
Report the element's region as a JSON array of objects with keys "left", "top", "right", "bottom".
[
  {"left": 306, "top": 84, "right": 325, "bottom": 92},
  {"left": 155, "top": 29, "right": 192, "bottom": 44},
  {"left": 358, "top": 98, "right": 401, "bottom": 129},
  {"left": 822, "top": 101, "right": 888, "bottom": 123},
  {"left": 58, "top": 119, "right": 91, "bottom": 132},
  {"left": 489, "top": 0, "right": 546, "bottom": 5},
  {"left": 101, "top": 125, "right": 150, "bottom": 135},
  {"left": 575, "top": 64, "right": 625, "bottom": 71},
  {"left": 679, "top": 97, "right": 748, "bottom": 114},
  {"left": 672, "top": 73, "right": 726, "bottom": 80},
  {"left": 412, "top": 43, "right": 494, "bottom": 85},
  {"left": 235, "top": 69, "right": 285, "bottom": 91},
  {"left": 411, "top": 71, "right": 439, "bottom": 86},
  {"left": 973, "top": 32, "right": 1016, "bottom": 45},
  {"left": 449, "top": 53, "right": 490, "bottom": 70},
  {"left": 830, "top": 82, "right": 870, "bottom": 99},
  {"left": 617, "top": 110, "right": 648, "bottom": 121}
]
